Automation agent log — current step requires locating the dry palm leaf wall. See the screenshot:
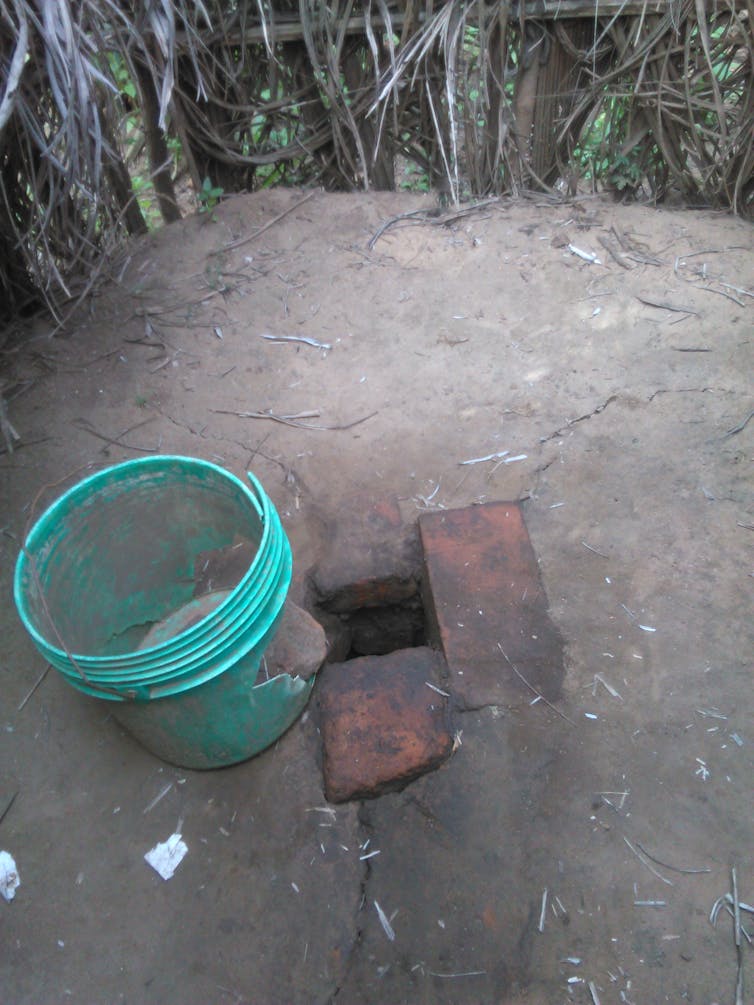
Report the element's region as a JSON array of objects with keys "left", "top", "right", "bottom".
[{"left": 0, "top": 0, "right": 752, "bottom": 325}]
